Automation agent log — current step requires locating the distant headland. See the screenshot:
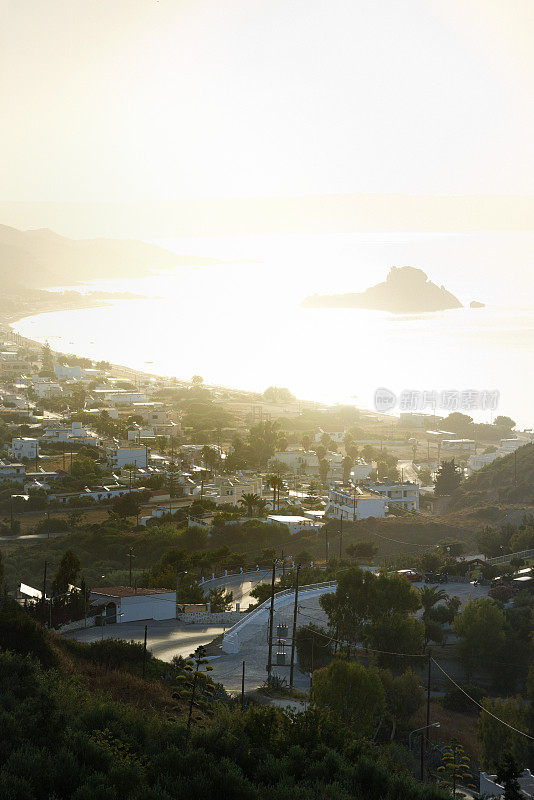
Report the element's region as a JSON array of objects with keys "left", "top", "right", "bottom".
[{"left": 302, "top": 266, "right": 476, "bottom": 313}]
